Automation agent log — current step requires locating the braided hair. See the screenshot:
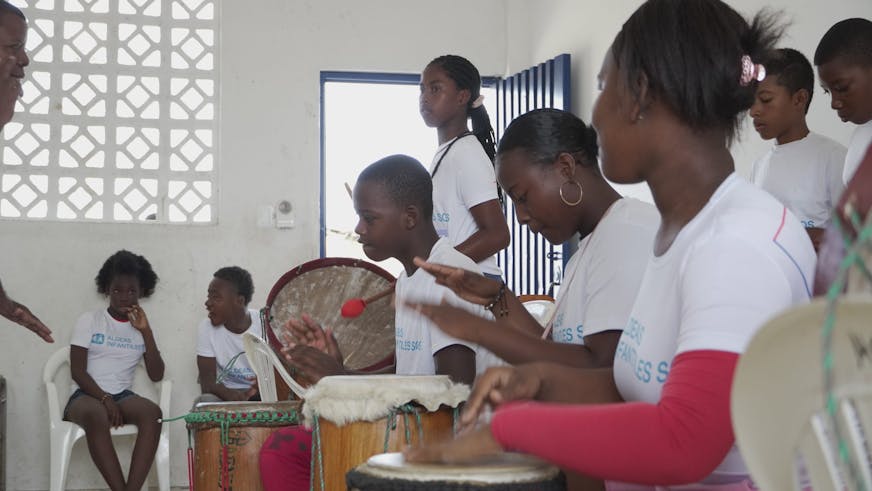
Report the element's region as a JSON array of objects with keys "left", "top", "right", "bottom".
[
  {"left": 427, "top": 55, "right": 502, "bottom": 202},
  {"left": 427, "top": 55, "right": 496, "bottom": 163}
]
